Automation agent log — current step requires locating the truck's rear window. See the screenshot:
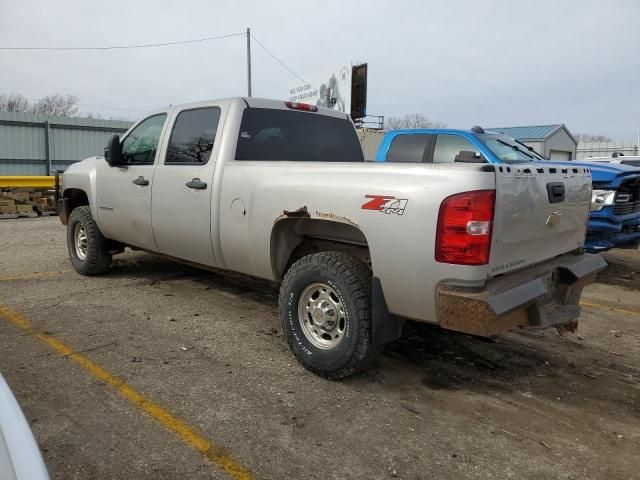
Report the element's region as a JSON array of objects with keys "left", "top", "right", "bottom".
[{"left": 235, "top": 108, "right": 364, "bottom": 162}]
